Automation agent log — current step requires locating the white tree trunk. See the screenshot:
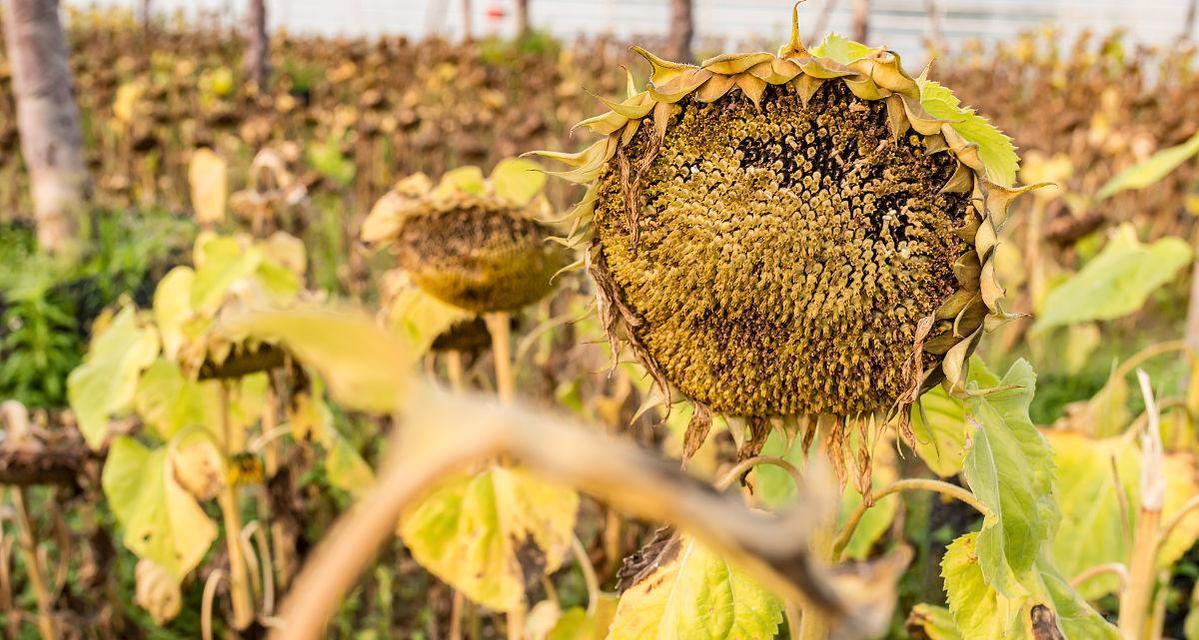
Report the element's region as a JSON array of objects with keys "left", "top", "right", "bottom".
[
  {"left": 669, "top": 0, "right": 694, "bottom": 62},
  {"left": 2, "top": 0, "right": 89, "bottom": 257},
  {"left": 515, "top": 0, "right": 529, "bottom": 36},
  {"left": 852, "top": 0, "right": 870, "bottom": 43},
  {"left": 244, "top": 0, "right": 268, "bottom": 86}
]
